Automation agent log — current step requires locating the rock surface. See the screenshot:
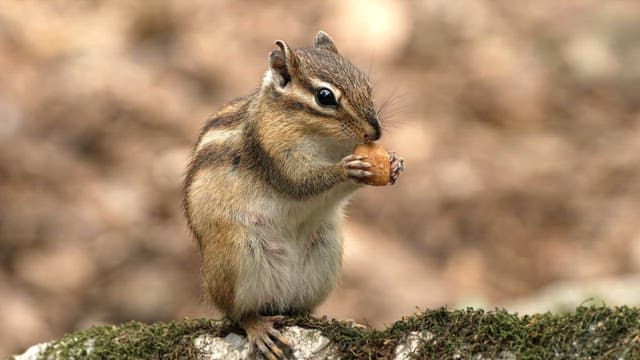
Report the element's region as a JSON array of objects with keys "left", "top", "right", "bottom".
[{"left": 194, "top": 327, "right": 337, "bottom": 360}]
